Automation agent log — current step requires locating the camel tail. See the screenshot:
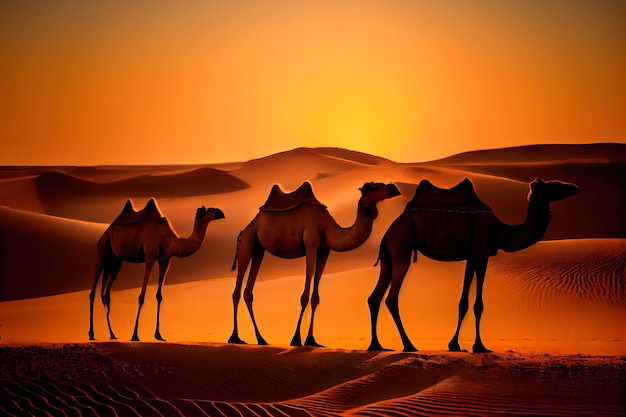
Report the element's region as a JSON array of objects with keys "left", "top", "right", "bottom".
[
  {"left": 93, "top": 235, "right": 109, "bottom": 305},
  {"left": 231, "top": 231, "right": 243, "bottom": 271},
  {"left": 93, "top": 263, "right": 105, "bottom": 299},
  {"left": 374, "top": 238, "right": 389, "bottom": 267},
  {"left": 375, "top": 221, "right": 418, "bottom": 267}
]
